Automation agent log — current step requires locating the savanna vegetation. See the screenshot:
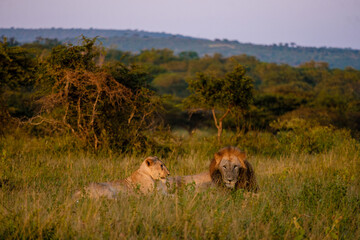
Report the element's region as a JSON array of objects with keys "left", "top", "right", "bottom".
[{"left": 0, "top": 37, "right": 359, "bottom": 239}]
